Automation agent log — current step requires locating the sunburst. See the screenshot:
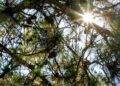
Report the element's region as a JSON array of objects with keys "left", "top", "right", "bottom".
[{"left": 82, "top": 12, "right": 94, "bottom": 24}]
